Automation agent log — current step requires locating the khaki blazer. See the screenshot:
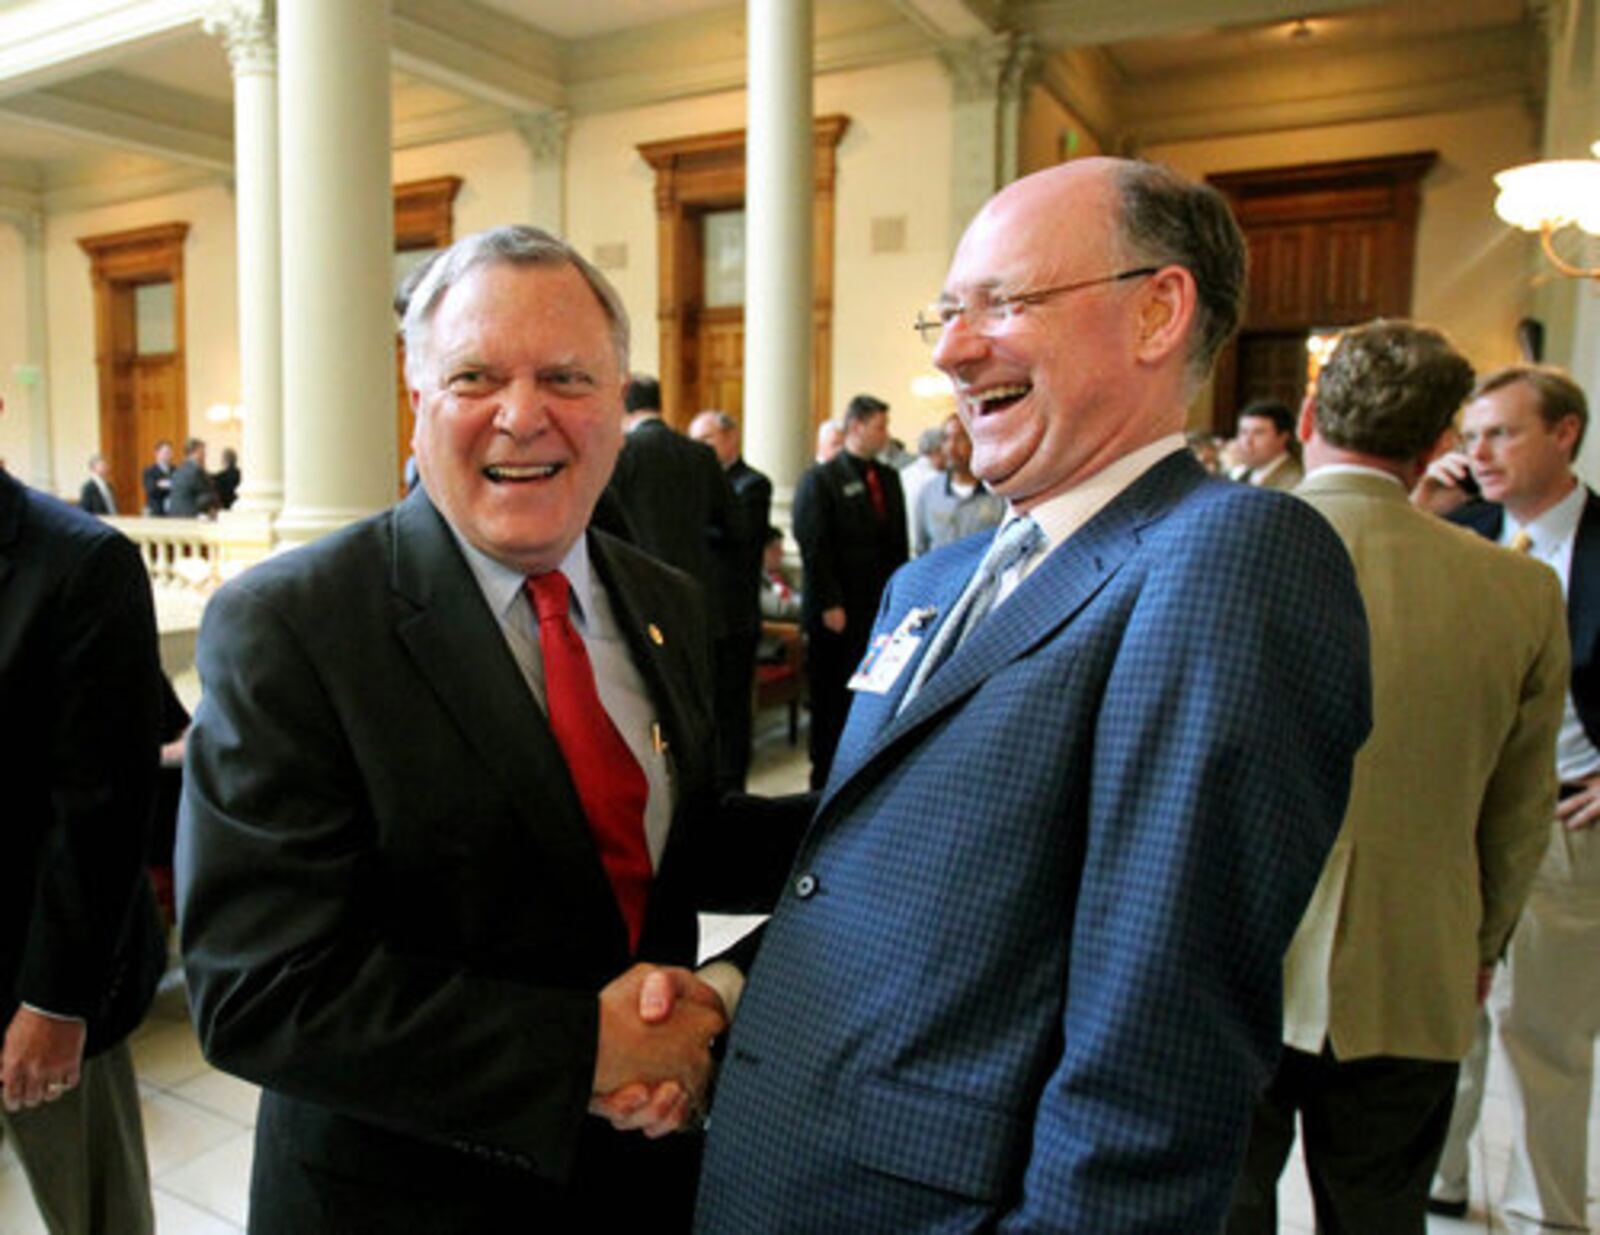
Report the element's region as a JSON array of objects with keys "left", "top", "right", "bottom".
[{"left": 1284, "top": 469, "right": 1568, "bottom": 1061}]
